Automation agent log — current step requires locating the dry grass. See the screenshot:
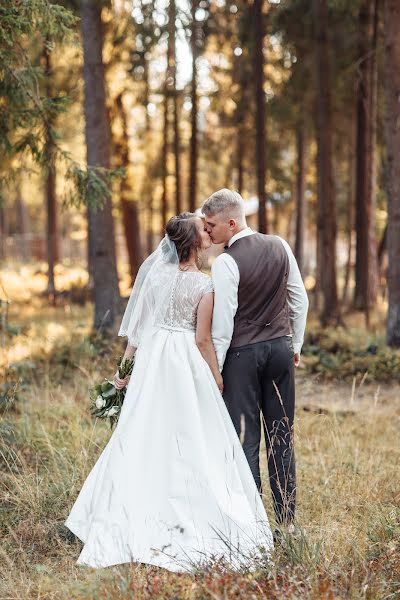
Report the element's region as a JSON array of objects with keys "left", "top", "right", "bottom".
[{"left": 1, "top": 265, "right": 399, "bottom": 599}]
